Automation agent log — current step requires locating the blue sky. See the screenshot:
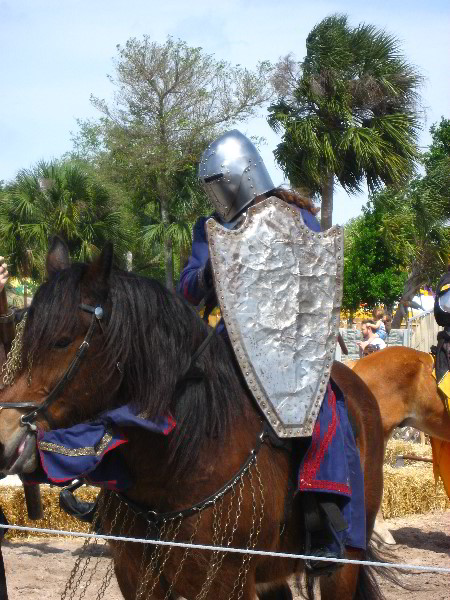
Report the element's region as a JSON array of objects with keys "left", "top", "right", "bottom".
[{"left": 1, "top": 0, "right": 449, "bottom": 224}]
